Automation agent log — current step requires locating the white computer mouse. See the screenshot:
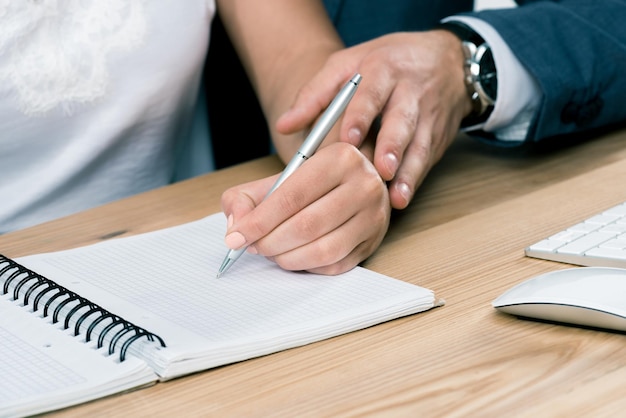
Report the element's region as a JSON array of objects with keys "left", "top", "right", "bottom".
[{"left": 492, "top": 267, "right": 626, "bottom": 332}]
